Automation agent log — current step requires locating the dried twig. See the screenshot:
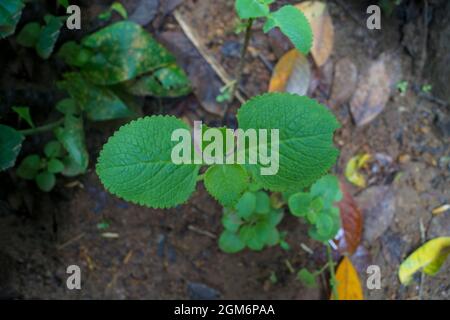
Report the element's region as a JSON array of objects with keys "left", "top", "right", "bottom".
[
  {"left": 188, "top": 225, "right": 216, "bottom": 239},
  {"left": 173, "top": 9, "right": 246, "bottom": 105}
]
